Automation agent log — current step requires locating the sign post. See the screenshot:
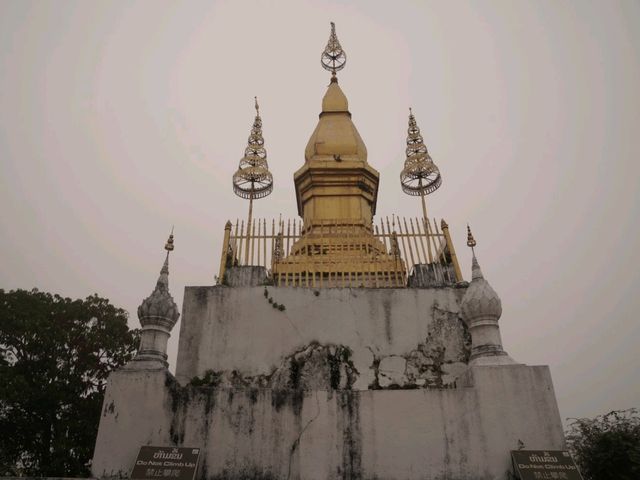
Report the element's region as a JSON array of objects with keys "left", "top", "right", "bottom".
[
  {"left": 130, "top": 446, "right": 201, "bottom": 480},
  {"left": 511, "top": 450, "right": 583, "bottom": 480}
]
